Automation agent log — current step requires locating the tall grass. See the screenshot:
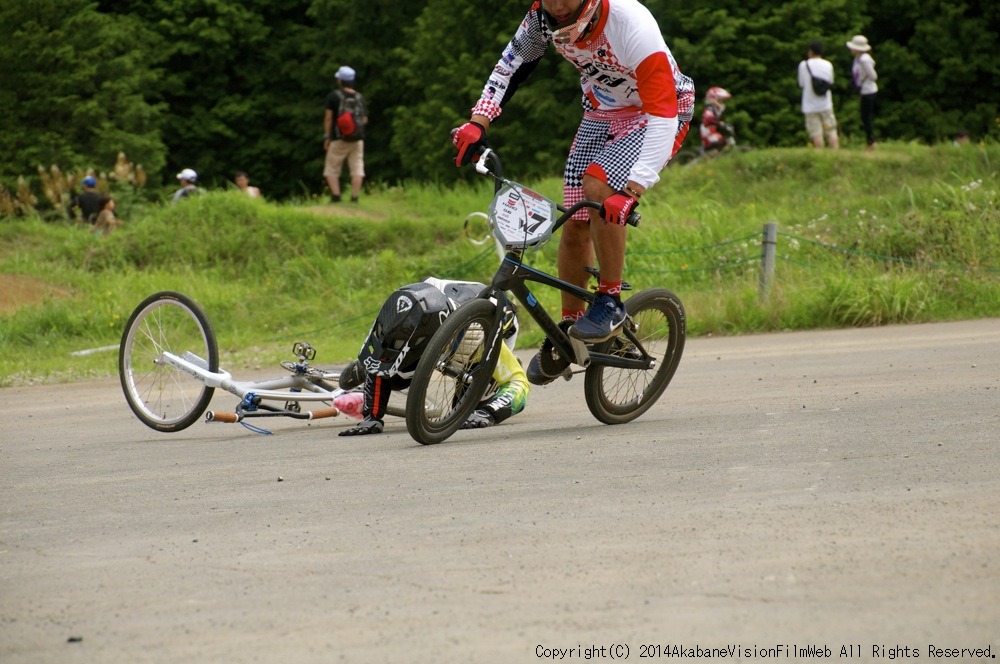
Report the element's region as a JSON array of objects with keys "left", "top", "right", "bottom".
[{"left": 1, "top": 142, "right": 997, "bottom": 386}]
